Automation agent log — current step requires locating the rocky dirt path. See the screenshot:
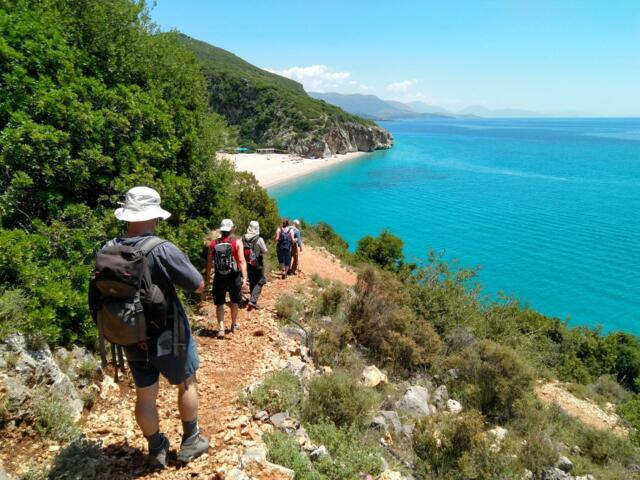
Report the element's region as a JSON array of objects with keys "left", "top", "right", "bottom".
[
  {"left": 536, "top": 381, "right": 628, "bottom": 436},
  {"left": 0, "top": 245, "right": 354, "bottom": 479}
]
